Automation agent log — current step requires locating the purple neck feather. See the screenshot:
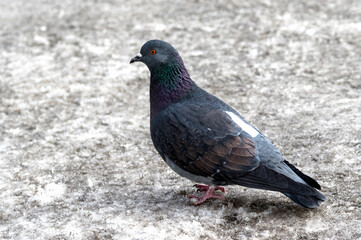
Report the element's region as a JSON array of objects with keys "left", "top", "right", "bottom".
[{"left": 150, "top": 56, "right": 195, "bottom": 120}]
